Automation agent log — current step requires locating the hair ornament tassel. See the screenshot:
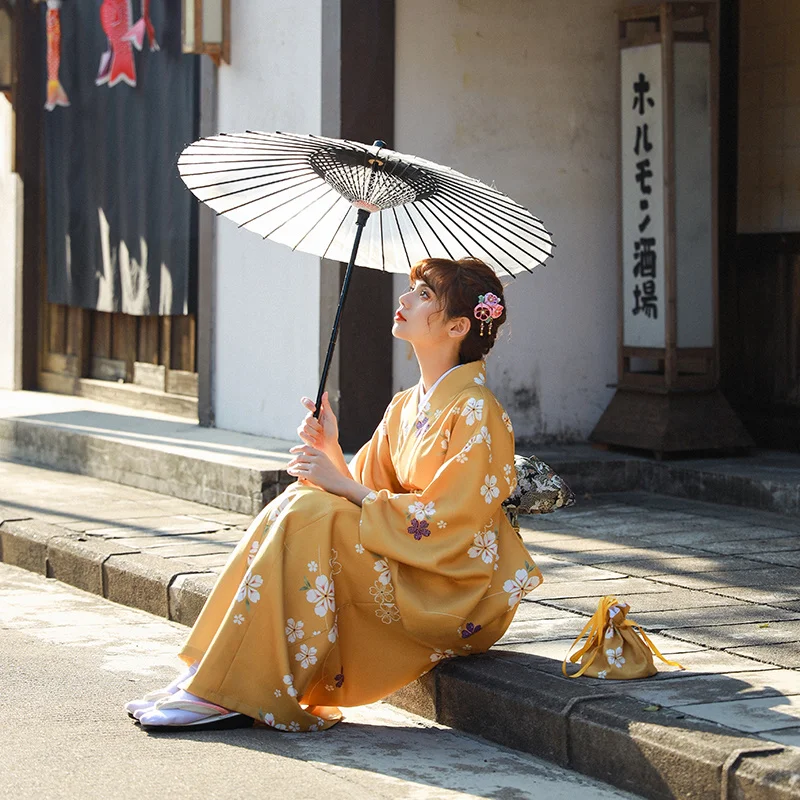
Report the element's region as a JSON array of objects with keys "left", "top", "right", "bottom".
[{"left": 474, "top": 293, "right": 504, "bottom": 336}]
